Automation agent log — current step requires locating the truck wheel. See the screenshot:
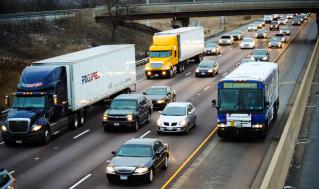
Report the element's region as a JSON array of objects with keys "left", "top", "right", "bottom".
[
  {"left": 168, "top": 69, "right": 174, "bottom": 79},
  {"left": 43, "top": 128, "right": 51, "bottom": 144},
  {"left": 70, "top": 113, "right": 79, "bottom": 130},
  {"left": 79, "top": 111, "right": 85, "bottom": 126}
]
